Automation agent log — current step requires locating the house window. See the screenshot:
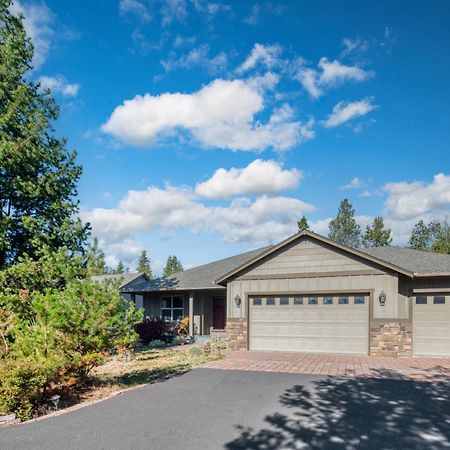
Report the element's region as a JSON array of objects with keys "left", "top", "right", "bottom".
[
  {"left": 323, "top": 297, "right": 333, "bottom": 305},
  {"left": 266, "top": 297, "right": 275, "bottom": 305},
  {"left": 252, "top": 297, "right": 262, "bottom": 306},
  {"left": 415, "top": 296, "right": 427, "bottom": 305},
  {"left": 354, "top": 296, "right": 365, "bottom": 305},
  {"left": 294, "top": 297, "right": 304, "bottom": 305},
  {"left": 161, "top": 296, "right": 184, "bottom": 321},
  {"left": 308, "top": 297, "right": 318, "bottom": 305},
  {"left": 280, "top": 297, "right": 289, "bottom": 305},
  {"left": 433, "top": 296, "right": 445, "bottom": 305},
  {"left": 338, "top": 296, "right": 349, "bottom": 305}
]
